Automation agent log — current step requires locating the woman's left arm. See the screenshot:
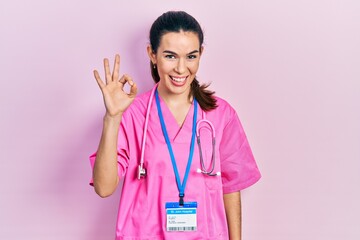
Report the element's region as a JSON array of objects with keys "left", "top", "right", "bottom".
[{"left": 223, "top": 191, "right": 242, "bottom": 240}]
